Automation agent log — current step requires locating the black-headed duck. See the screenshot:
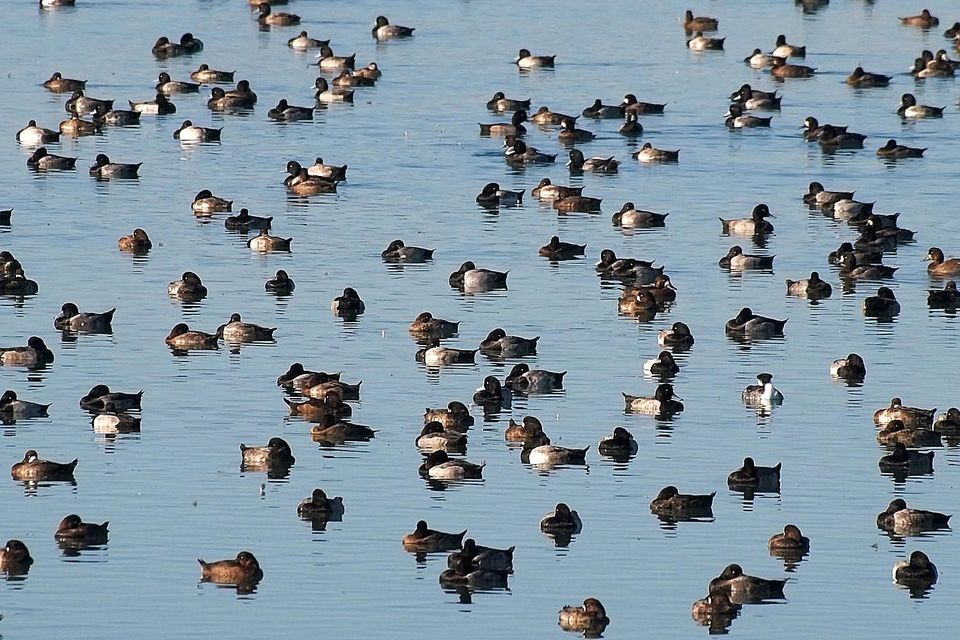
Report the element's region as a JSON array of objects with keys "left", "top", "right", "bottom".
[
  {"left": 487, "top": 92, "right": 530, "bottom": 112},
  {"left": 311, "top": 420, "right": 376, "bottom": 443},
  {"left": 447, "top": 539, "right": 514, "bottom": 573},
  {"left": 539, "top": 236, "right": 586, "bottom": 260},
  {"left": 684, "top": 10, "right": 718, "bottom": 32},
  {"left": 226, "top": 79, "right": 258, "bottom": 105},
  {"left": 863, "top": 287, "right": 900, "bottom": 318},
  {"left": 596, "top": 250, "right": 664, "bottom": 282},
  {"left": 381, "top": 239, "right": 434, "bottom": 262},
  {"left": 773, "top": 34, "right": 805, "bottom": 58},
  {"left": 258, "top": 3, "right": 300, "bottom": 26},
  {"left": 44, "top": 72, "right": 86, "bottom": 93},
  {"left": 612, "top": 202, "right": 668, "bottom": 228},
  {"left": 531, "top": 178, "right": 581, "bottom": 200},
  {"left": 878, "top": 443, "right": 934, "bottom": 474},
  {"left": 416, "top": 422, "right": 467, "bottom": 453},
  {"left": 945, "top": 22, "right": 960, "bottom": 37},
  {"left": 152, "top": 37, "right": 186, "bottom": 58},
  {"left": 558, "top": 117, "right": 595, "bottom": 143},
  {"left": 709, "top": 564, "right": 787, "bottom": 603},
  {"left": 307, "top": 157, "right": 348, "bottom": 182},
  {"left": 268, "top": 99, "right": 313, "bottom": 122},
  {"left": 506, "top": 363, "right": 565, "bottom": 394},
  {"left": 540, "top": 503, "right": 582, "bottom": 532},
  {"left": 372, "top": 15, "right": 414, "bottom": 39},
  {"left": 928, "top": 281, "right": 960, "bottom": 308},
  {"left": 288, "top": 31, "right": 328, "bottom": 50},
  {"left": 687, "top": 32, "right": 724, "bottom": 50},
  {"left": 877, "top": 499, "right": 950, "bottom": 533},
  {"left": 476, "top": 182, "right": 524, "bottom": 207},
  {"left": 801, "top": 119, "right": 847, "bottom": 143},
  {"left": 59, "top": 113, "right": 102, "bottom": 137},
  {"left": 192, "top": 189, "right": 232, "bottom": 214},
  {"left": 0, "top": 540, "right": 33, "bottom": 574},
  {"left": 819, "top": 126, "right": 867, "bottom": 150},
  {"left": 691, "top": 586, "right": 740, "bottom": 625},
  {"left": 190, "top": 64, "right": 234, "bottom": 84},
  {"left": 89, "top": 154, "right": 141, "bottom": 179},
  {"left": 745, "top": 49, "right": 782, "bottom": 69},
  {"left": 838, "top": 253, "right": 897, "bottom": 280},
  {"left": 0, "top": 269, "right": 38, "bottom": 295},
  {"left": 449, "top": 261, "right": 508, "bottom": 292},
  {"left": 515, "top": 49, "right": 555, "bottom": 68},
  {"left": 416, "top": 339, "right": 477, "bottom": 366},
  {"left": 284, "top": 394, "right": 351, "bottom": 422},
  {"left": 619, "top": 112, "right": 644, "bottom": 136},
  {"left": 877, "top": 420, "right": 941, "bottom": 447},
  {"left": 632, "top": 142, "right": 679, "bottom": 163},
  {"left": 472, "top": 376, "right": 511, "bottom": 409},
  {"left": 768, "top": 524, "right": 809, "bottom": 551},
  {"left": 11, "top": 449, "right": 77, "bottom": 481},
  {"left": 0, "top": 390, "right": 50, "bottom": 419},
  {"left": 830, "top": 353, "right": 866, "bottom": 381},
  {"left": 553, "top": 194, "right": 602, "bottom": 213},
  {"left": 770, "top": 58, "right": 815, "bottom": 78},
  {"left": 27, "top": 147, "right": 77, "bottom": 171},
  {"left": 54, "top": 303, "right": 114, "bottom": 332},
  {"left": 893, "top": 551, "right": 937, "bottom": 589},
  {"left": 424, "top": 401, "right": 474, "bottom": 432},
  {"left": 80, "top": 385, "right": 142, "bottom": 412},
  {"left": 786, "top": 272, "right": 832, "bottom": 299},
  {"left": 174, "top": 120, "right": 221, "bottom": 142},
  {"left": 558, "top": 598, "right": 609, "bottom": 633},
  {"left": 240, "top": 437, "right": 294, "bottom": 468},
  {"left": 725, "top": 308, "right": 786, "bottom": 336},
  {"left": 720, "top": 204, "right": 774, "bottom": 235},
  {"left": 618, "top": 289, "right": 658, "bottom": 317},
  {"left": 529, "top": 106, "right": 575, "bottom": 125},
  {"left": 877, "top": 139, "right": 926, "bottom": 159},
  {"left": 847, "top": 66, "right": 892, "bottom": 87},
  {"left": 567, "top": 149, "right": 618, "bottom": 173},
  {"left": 524, "top": 437, "right": 588, "bottom": 466},
  {"left": 167, "top": 272, "right": 206, "bottom": 302},
  {"left": 504, "top": 415, "right": 547, "bottom": 443},
  {"left": 479, "top": 328, "right": 538, "bottom": 357},
  {"left": 353, "top": 62, "right": 382, "bottom": 81},
  {"left": 17, "top": 120, "right": 60, "bottom": 145},
  {"left": 165, "top": 323, "right": 218, "bottom": 350},
  {"left": 650, "top": 485, "right": 715, "bottom": 515},
  {"left": 265, "top": 270, "right": 294, "bottom": 294},
  {"left": 409, "top": 313, "right": 459, "bottom": 340},
  {"left": 731, "top": 84, "right": 778, "bottom": 102},
  {"left": 419, "top": 450, "right": 484, "bottom": 480},
  {"left": 623, "top": 383, "right": 683, "bottom": 415},
  {"left": 287, "top": 170, "right": 336, "bottom": 195},
  {"left": 874, "top": 398, "right": 935, "bottom": 429},
  {"left": 156, "top": 72, "right": 199, "bottom": 95},
  {"left": 719, "top": 246, "right": 774, "bottom": 270},
  {"left": 333, "top": 69, "right": 374, "bottom": 88},
  {"left": 402, "top": 520, "right": 465, "bottom": 552},
  {"left": 725, "top": 104, "right": 771, "bottom": 128},
  {"left": 478, "top": 109, "right": 527, "bottom": 137},
  {"left": 924, "top": 248, "right": 960, "bottom": 276},
  {"left": 297, "top": 489, "right": 344, "bottom": 519},
  {"left": 95, "top": 107, "right": 141, "bottom": 126},
  {"left": 198, "top": 552, "right": 263, "bottom": 585},
  {"left": 597, "top": 427, "right": 638, "bottom": 458},
  {"left": 91, "top": 401, "right": 141, "bottom": 434},
  {"left": 899, "top": 9, "right": 939, "bottom": 28},
  {"left": 581, "top": 99, "right": 624, "bottom": 119},
  {"left": 178, "top": 33, "right": 203, "bottom": 53},
  {"left": 827, "top": 241, "right": 880, "bottom": 265},
  {"left": 727, "top": 457, "right": 781, "bottom": 489},
  {"left": 65, "top": 90, "right": 113, "bottom": 116},
  {"left": 217, "top": 313, "right": 276, "bottom": 342},
  {"left": 331, "top": 287, "right": 365, "bottom": 316},
  {"left": 247, "top": 228, "right": 292, "bottom": 252},
  {"left": 55, "top": 515, "right": 108, "bottom": 542},
  {"left": 129, "top": 93, "right": 175, "bottom": 115},
  {"left": 643, "top": 351, "right": 679, "bottom": 376},
  {"left": 314, "top": 77, "right": 354, "bottom": 104},
  {"left": 622, "top": 93, "right": 665, "bottom": 114},
  {"left": 0, "top": 337, "right": 54, "bottom": 366},
  {"left": 898, "top": 93, "right": 944, "bottom": 119},
  {"left": 735, "top": 89, "right": 781, "bottom": 110},
  {"left": 315, "top": 45, "right": 355, "bottom": 70},
  {"left": 276, "top": 364, "right": 340, "bottom": 388},
  {"left": 504, "top": 139, "right": 556, "bottom": 165}
]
